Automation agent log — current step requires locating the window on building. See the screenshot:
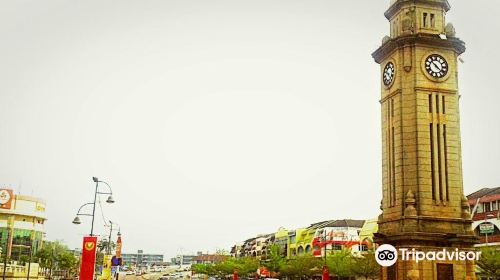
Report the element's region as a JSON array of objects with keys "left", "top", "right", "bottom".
[
  {"left": 477, "top": 203, "right": 484, "bottom": 213},
  {"left": 332, "top": 244, "right": 342, "bottom": 251},
  {"left": 360, "top": 245, "right": 368, "bottom": 252},
  {"left": 484, "top": 202, "right": 491, "bottom": 212},
  {"left": 430, "top": 14, "right": 436, "bottom": 28},
  {"left": 492, "top": 201, "right": 498, "bottom": 211},
  {"left": 297, "top": 246, "right": 304, "bottom": 255},
  {"left": 423, "top": 13, "right": 428, "bottom": 28}
]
